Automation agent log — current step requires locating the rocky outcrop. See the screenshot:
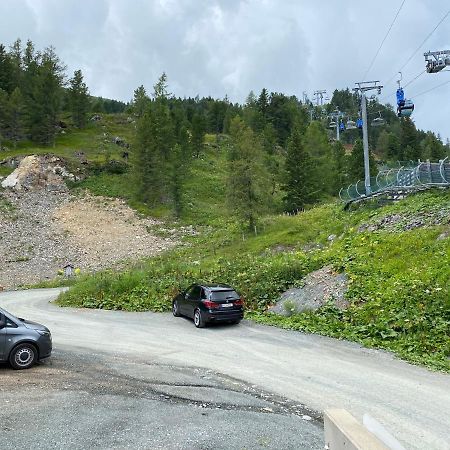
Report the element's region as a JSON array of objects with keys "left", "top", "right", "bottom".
[
  {"left": 269, "top": 266, "right": 348, "bottom": 316},
  {"left": 1, "top": 155, "right": 75, "bottom": 192}
]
